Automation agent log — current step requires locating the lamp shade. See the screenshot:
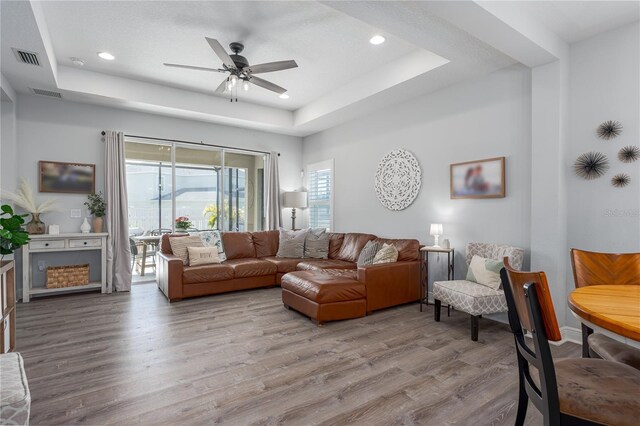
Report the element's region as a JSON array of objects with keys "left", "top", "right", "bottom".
[
  {"left": 429, "top": 223, "right": 443, "bottom": 236},
  {"left": 283, "top": 191, "right": 308, "bottom": 208}
]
